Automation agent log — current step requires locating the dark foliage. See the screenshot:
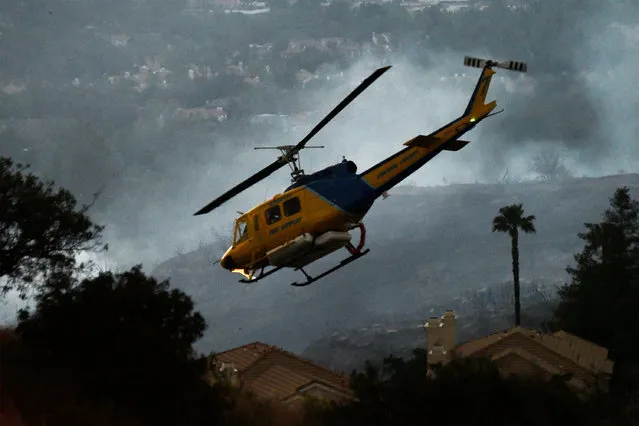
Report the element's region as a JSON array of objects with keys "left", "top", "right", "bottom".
[
  {"left": 15, "top": 266, "right": 228, "bottom": 426},
  {"left": 549, "top": 187, "right": 639, "bottom": 403},
  {"left": 309, "top": 351, "right": 593, "bottom": 426},
  {"left": 0, "top": 156, "right": 105, "bottom": 296}
]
